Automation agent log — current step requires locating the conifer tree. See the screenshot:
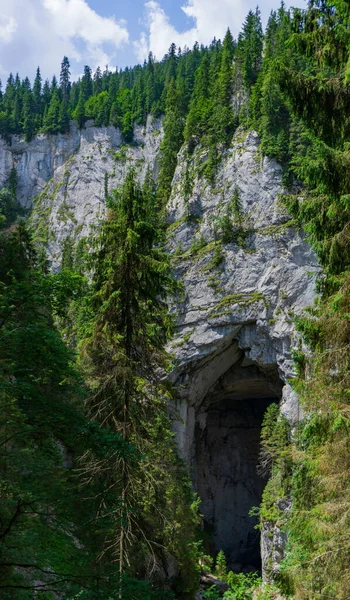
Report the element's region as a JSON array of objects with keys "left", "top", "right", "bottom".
[
  {"left": 42, "top": 78, "right": 51, "bottom": 113},
  {"left": 60, "top": 56, "right": 71, "bottom": 107},
  {"left": 43, "top": 88, "right": 60, "bottom": 134},
  {"left": 79, "top": 171, "right": 199, "bottom": 595},
  {"left": 215, "top": 550, "right": 227, "bottom": 581},
  {"left": 51, "top": 74, "right": 58, "bottom": 93},
  {"left": 238, "top": 8, "right": 263, "bottom": 88},
  {"left": 73, "top": 89, "right": 86, "bottom": 129},
  {"left": 81, "top": 65, "right": 93, "bottom": 101},
  {"left": 22, "top": 88, "right": 35, "bottom": 141},
  {"left": 59, "top": 98, "right": 70, "bottom": 133},
  {"left": 157, "top": 80, "right": 184, "bottom": 205},
  {"left": 132, "top": 70, "right": 146, "bottom": 124},
  {"left": 145, "top": 52, "right": 156, "bottom": 114},
  {"left": 184, "top": 52, "right": 212, "bottom": 144},
  {"left": 93, "top": 65, "right": 103, "bottom": 95},
  {"left": 165, "top": 43, "right": 178, "bottom": 83},
  {"left": 0, "top": 221, "right": 130, "bottom": 597},
  {"left": 218, "top": 28, "right": 235, "bottom": 106},
  {"left": 33, "top": 67, "right": 42, "bottom": 129}
]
